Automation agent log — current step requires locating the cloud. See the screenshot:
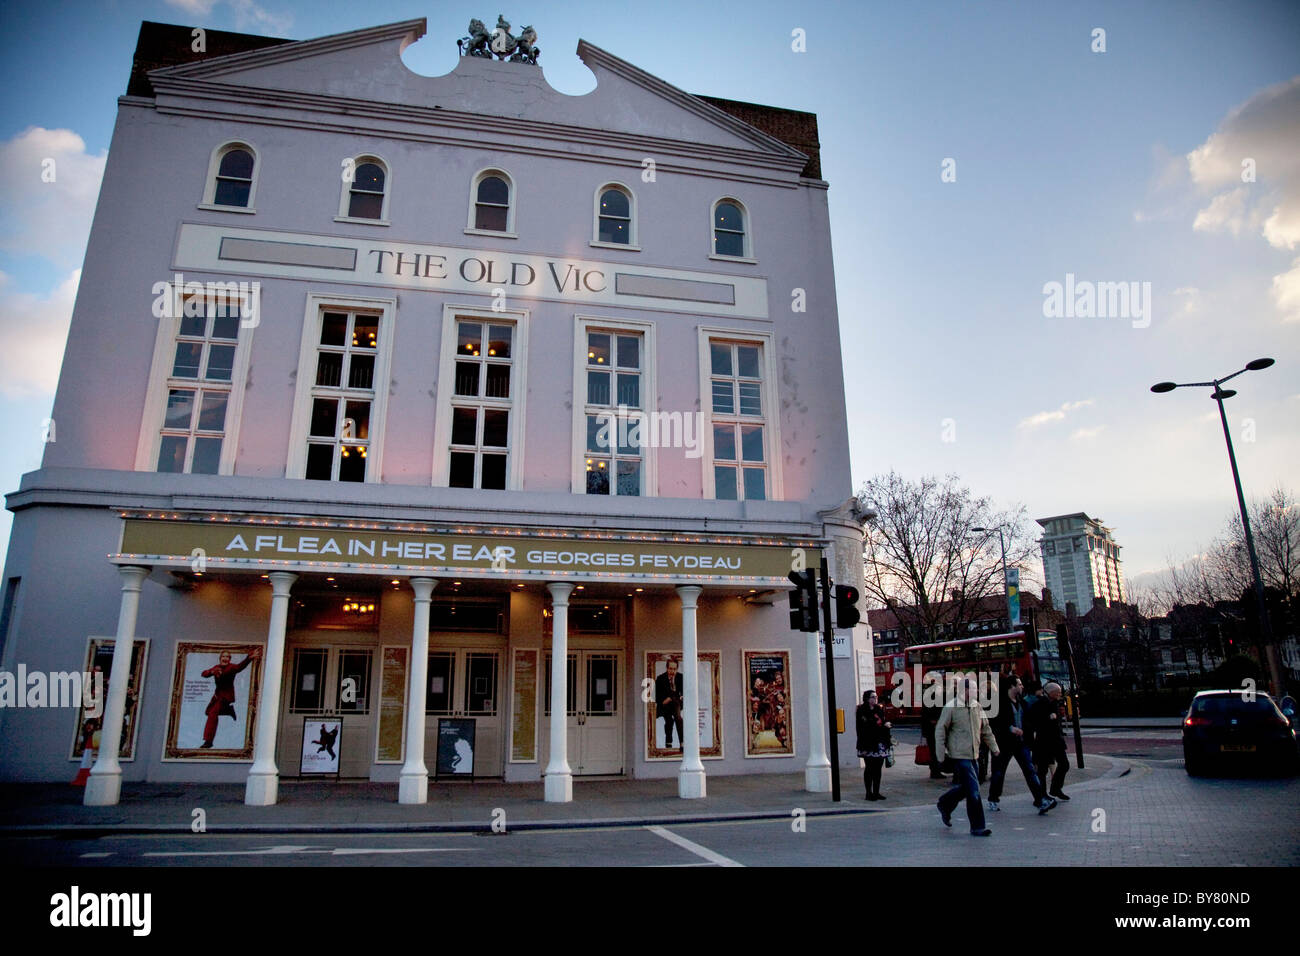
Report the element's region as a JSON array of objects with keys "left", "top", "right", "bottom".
[
  {"left": 165, "top": 0, "right": 293, "bottom": 33},
  {"left": 0, "top": 270, "right": 78, "bottom": 398},
  {"left": 0, "top": 127, "right": 106, "bottom": 267},
  {"left": 1171, "top": 286, "right": 1202, "bottom": 318},
  {"left": 1272, "top": 256, "right": 1300, "bottom": 322},
  {"left": 1018, "top": 398, "right": 1094, "bottom": 430},
  {"left": 1070, "top": 426, "right": 1105, "bottom": 441}
]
